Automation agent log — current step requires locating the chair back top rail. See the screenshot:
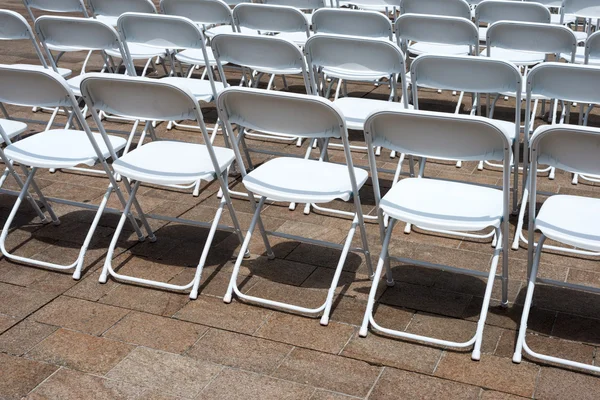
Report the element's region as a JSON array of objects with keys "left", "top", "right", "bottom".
[
  {"left": 0, "top": 10, "right": 48, "bottom": 67},
  {"left": 88, "top": 0, "right": 156, "bottom": 17},
  {"left": 527, "top": 62, "right": 600, "bottom": 105},
  {"left": 400, "top": 0, "right": 471, "bottom": 19},
  {"left": 394, "top": 14, "right": 479, "bottom": 51},
  {"left": 160, "top": 0, "right": 234, "bottom": 26},
  {"left": 311, "top": 8, "right": 393, "bottom": 40},
  {"left": 24, "top": 0, "right": 87, "bottom": 13},
  {"left": 476, "top": 0, "right": 551, "bottom": 25},
  {"left": 233, "top": 3, "right": 309, "bottom": 33}
]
